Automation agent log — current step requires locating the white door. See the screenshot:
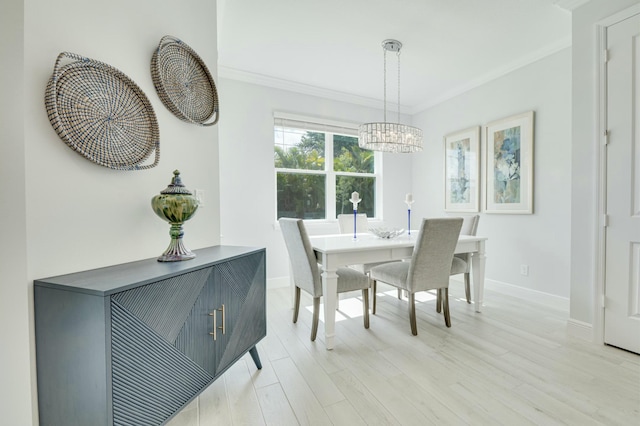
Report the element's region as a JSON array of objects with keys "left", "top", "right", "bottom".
[{"left": 605, "top": 12, "right": 640, "bottom": 354}]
